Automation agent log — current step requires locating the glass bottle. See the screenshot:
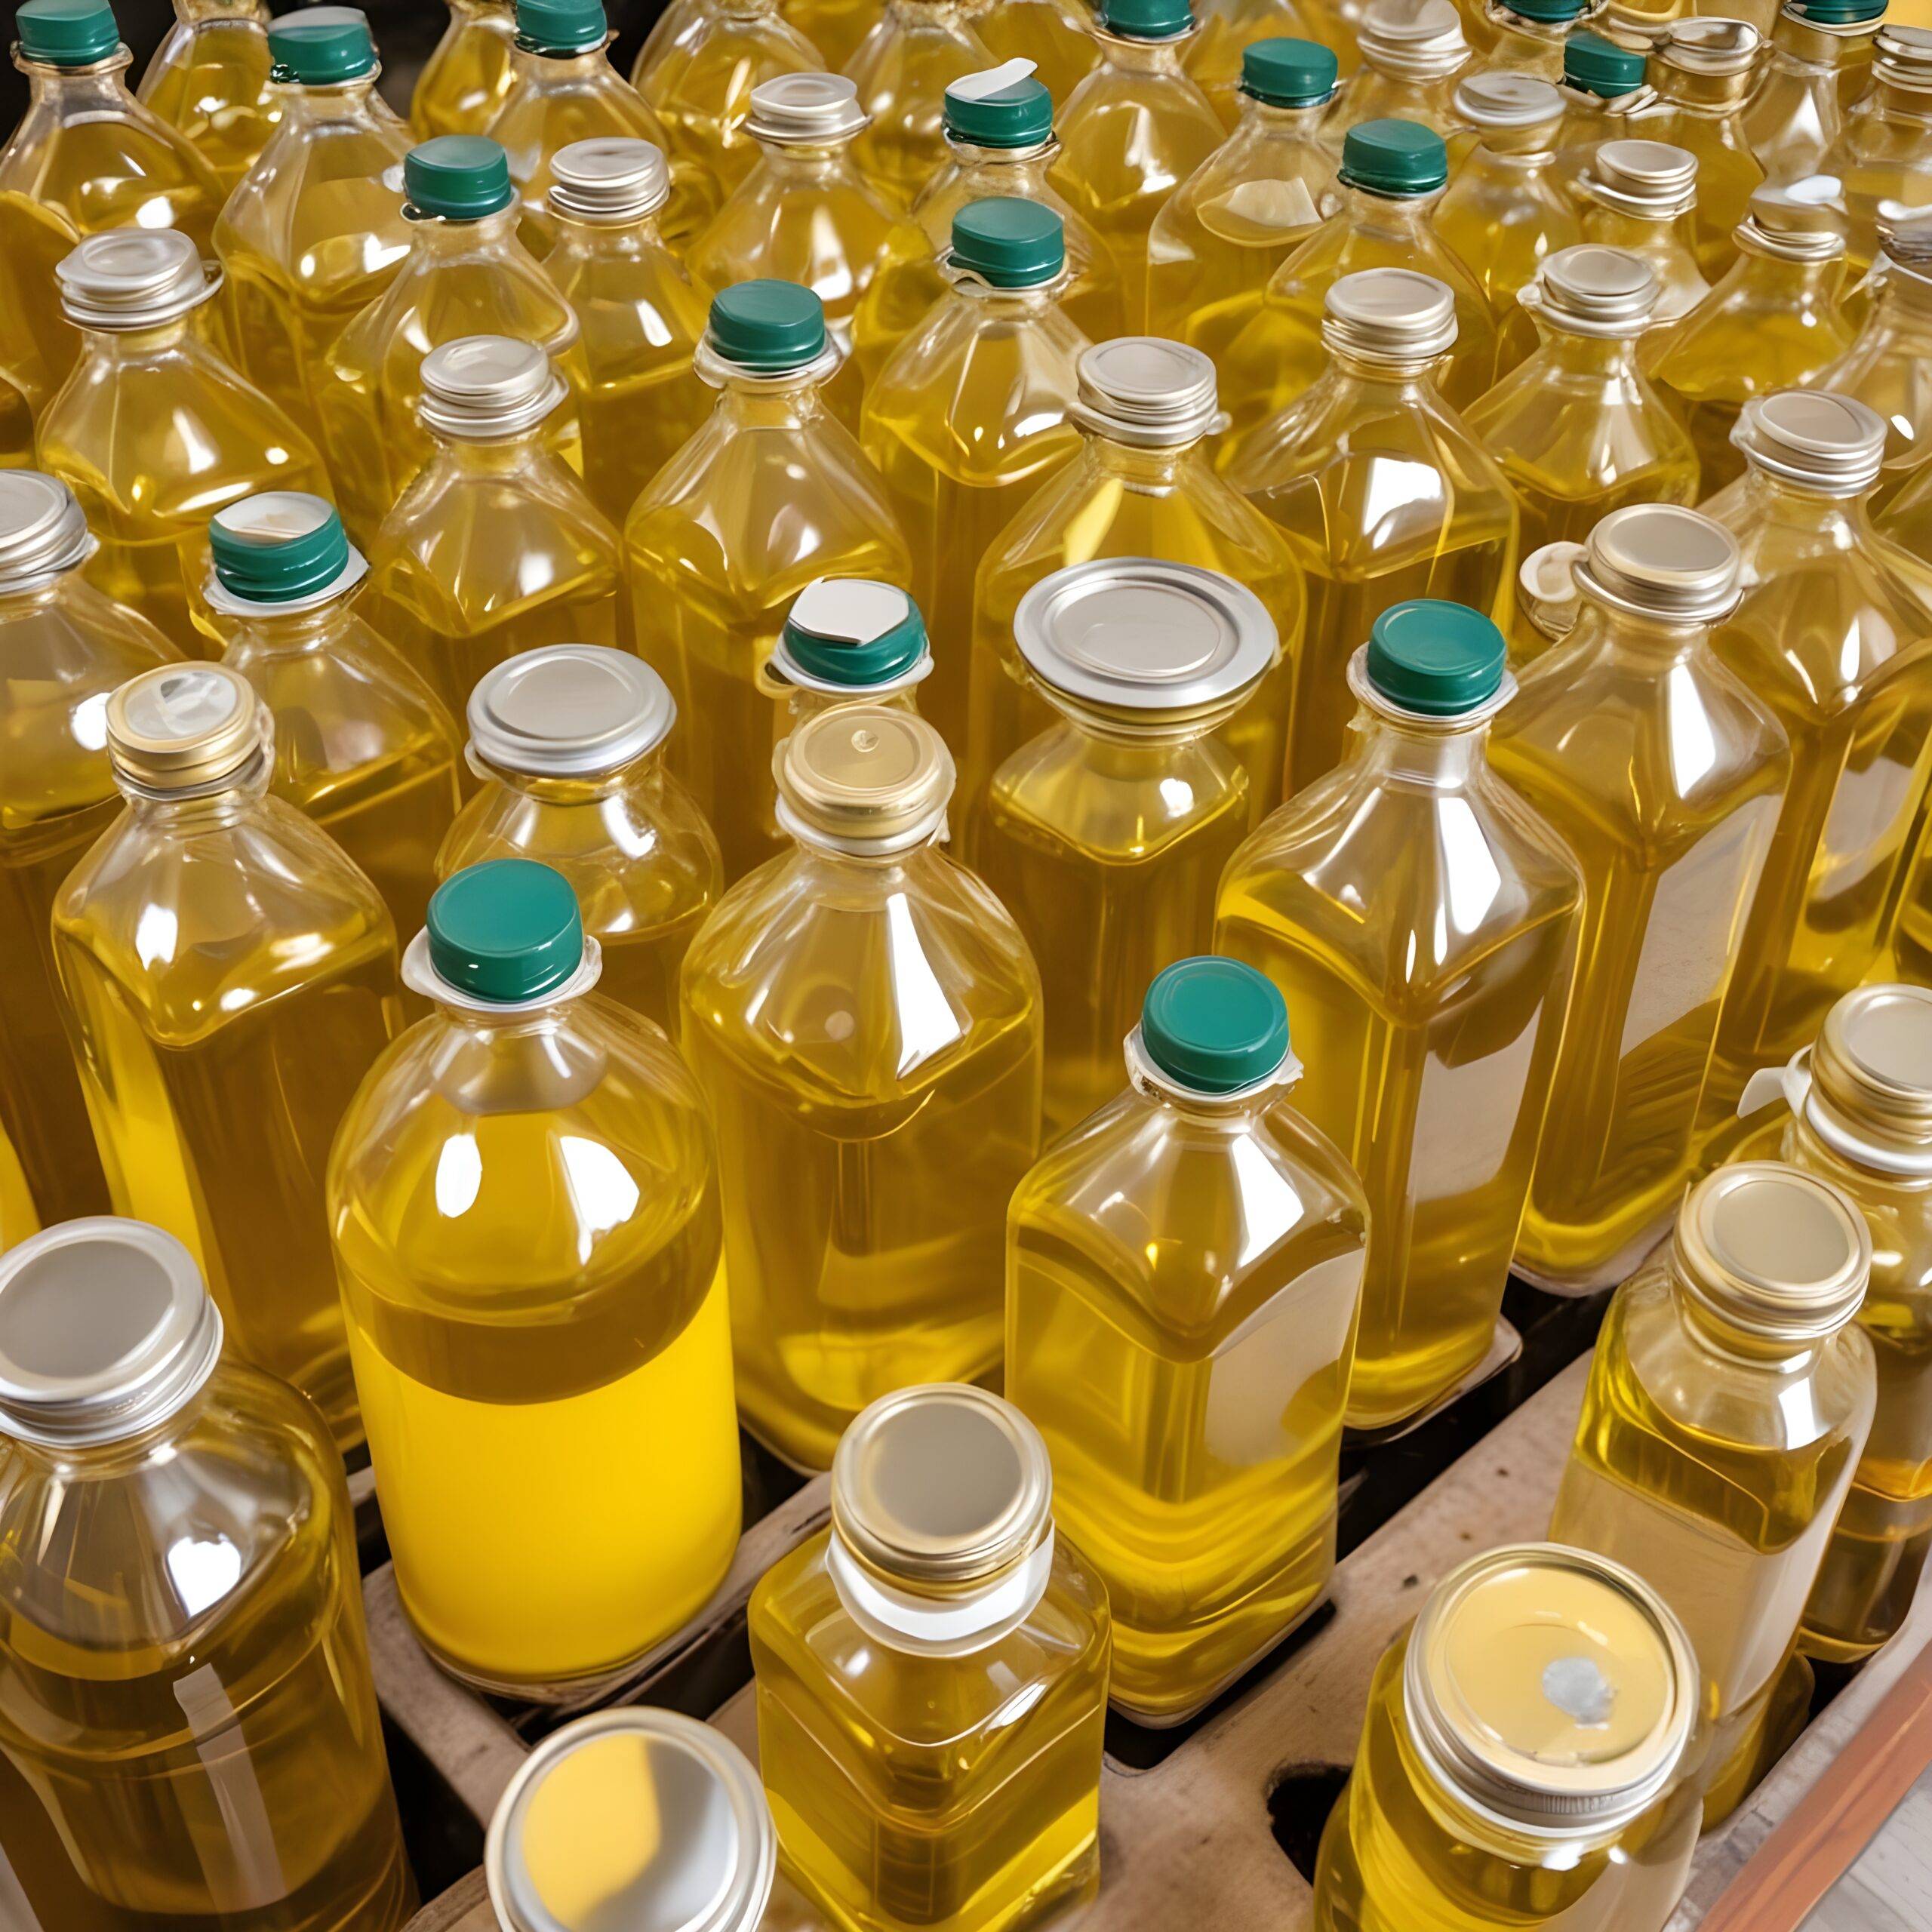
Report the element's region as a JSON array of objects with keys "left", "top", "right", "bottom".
[
  {"left": 626, "top": 280, "right": 912, "bottom": 881},
  {"left": 1489, "top": 505, "right": 1789, "bottom": 1293},
  {"left": 1469, "top": 0, "right": 1604, "bottom": 81},
  {"left": 862, "top": 198, "right": 1089, "bottom": 749},
  {"left": 1820, "top": 23, "right": 1932, "bottom": 272},
  {"left": 412, "top": 0, "right": 518, "bottom": 139},
  {"left": 1229, "top": 268, "right": 1518, "bottom": 792},
  {"left": 35, "top": 229, "right": 332, "bottom": 660},
  {"left": 1549, "top": 26, "right": 1657, "bottom": 198},
  {"left": 364, "top": 335, "right": 623, "bottom": 721},
  {"left": 52, "top": 662, "right": 401, "bottom": 1447},
  {"left": 1184, "top": 0, "right": 1321, "bottom": 125},
  {"left": 749, "top": 1385, "right": 1109, "bottom": 1929},
  {"left": 439, "top": 645, "right": 721, "bottom": 1037},
  {"left": 0, "top": 1219, "right": 415, "bottom": 1931},
  {"left": 1577, "top": 134, "right": 1711, "bottom": 320},
  {"left": 1549, "top": 1161, "right": 1875, "bottom": 1820},
  {"left": 679, "top": 708, "right": 1042, "bottom": 1469},
  {"left": 1746, "top": 0, "right": 1887, "bottom": 186},
  {"left": 0, "top": 471, "right": 174, "bottom": 1235},
  {"left": 966, "top": 563, "right": 1278, "bottom": 1135},
  {"left": 845, "top": 0, "right": 993, "bottom": 211},
  {"left": 1337, "top": 0, "right": 1472, "bottom": 133},
  {"left": 1312, "top": 1544, "right": 1706, "bottom": 1932},
  {"left": 1635, "top": 17, "right": 1765, "bottom": 276},
  {"left": 135, "top": 0, "right": 276, "bottom": 190},
  {"left": 330, "top": 857, "right": 741, "bottom": 1696},
  {"left": 1217, "top": 604, "right": 1582, "bottom": 1426},
  {"left": 1007, "top": 957, "right": 1367, "bottom": 1721}
]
